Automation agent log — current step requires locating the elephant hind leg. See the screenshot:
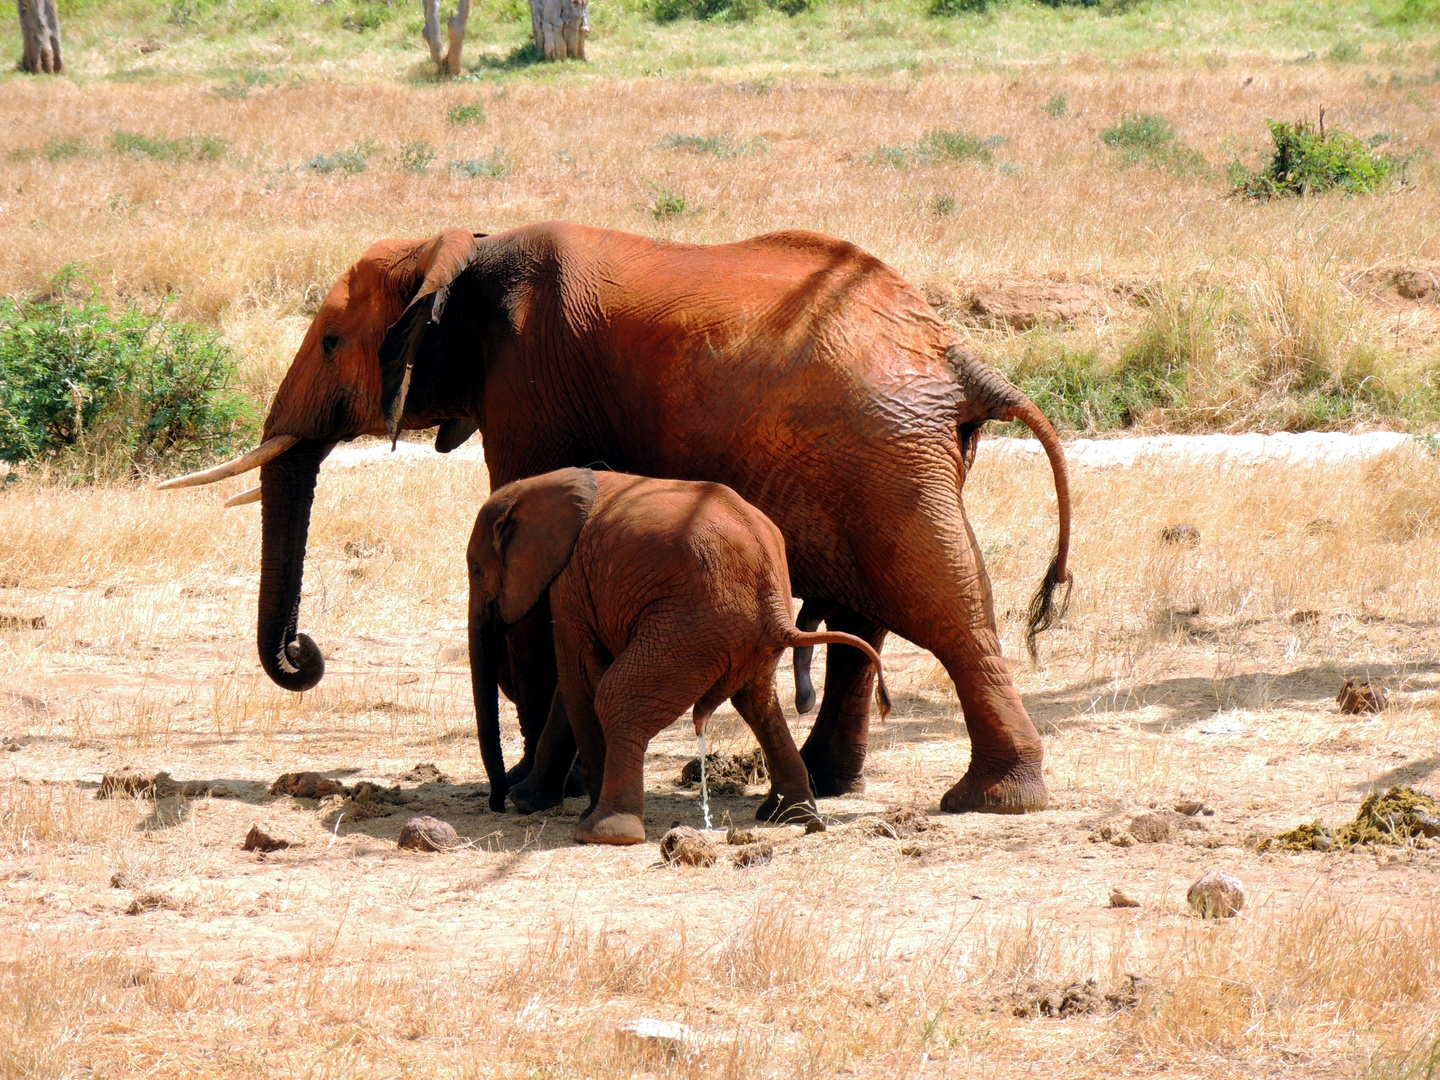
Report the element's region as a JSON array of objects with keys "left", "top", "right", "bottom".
[
  {"left": 798, "top": 609, "right": 887, "bottom": 797},
  {"left": 730, "top": 661, "right": 821, "bottom": 829},
  {"left": 574, "top": 635, "right": 725, "bottom": 846}
]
